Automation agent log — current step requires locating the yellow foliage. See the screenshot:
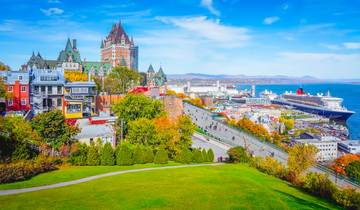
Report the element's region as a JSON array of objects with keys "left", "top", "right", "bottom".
[{"left": 64, "top": 72, "right": 88, "bottom": 82}]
